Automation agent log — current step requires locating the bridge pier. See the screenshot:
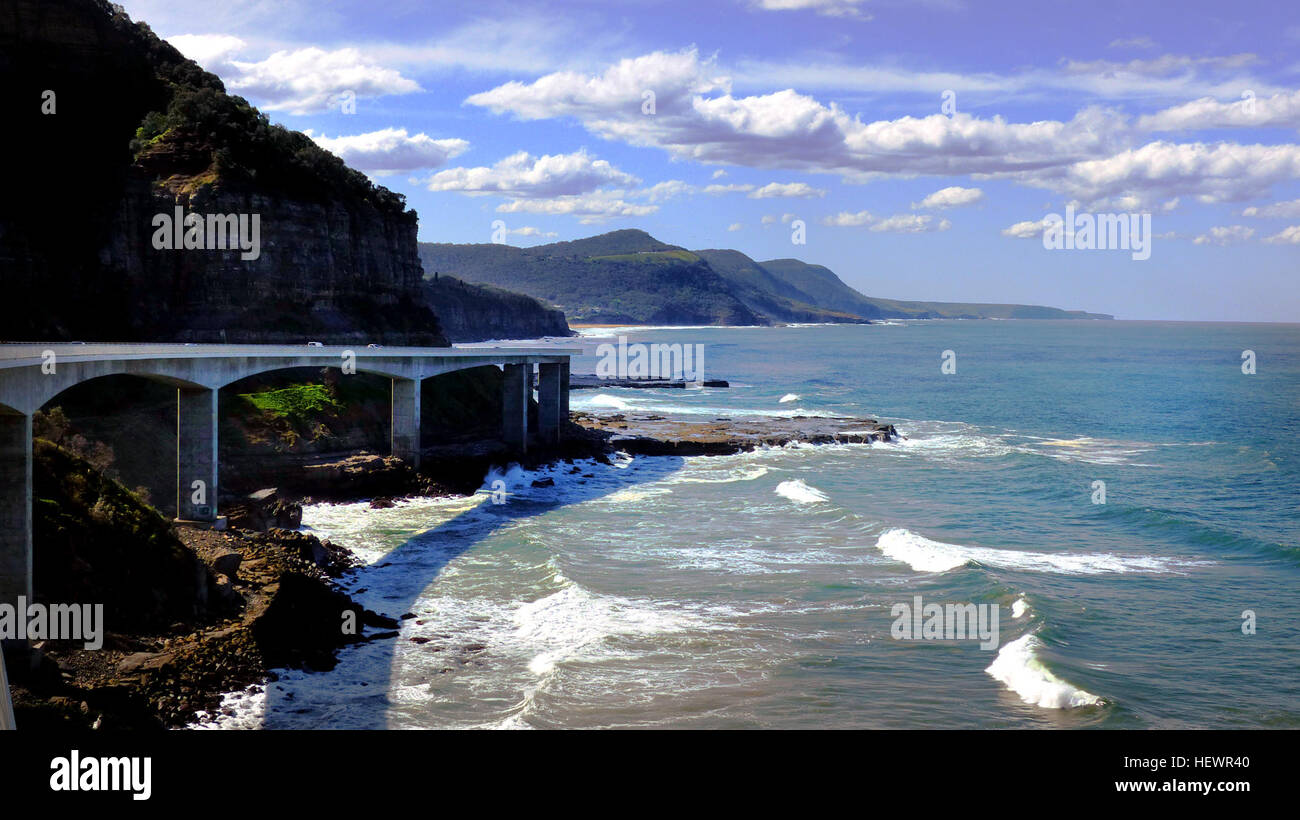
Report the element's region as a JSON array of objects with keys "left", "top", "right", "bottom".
[
  {"left": 502, "top": 363, "right": 530, "bottom": 452},
  {"left": 391, "top": 377, "right": 422, "bottom": 468},
  {"left": 177, "top": 388, "right": 218, "bottom": 522},
  {"left": 537, "top": 362, "right": 569, "bottom": 444},
  {"left": 0, "top": 412, "right": 32, "bottom": 612}
]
